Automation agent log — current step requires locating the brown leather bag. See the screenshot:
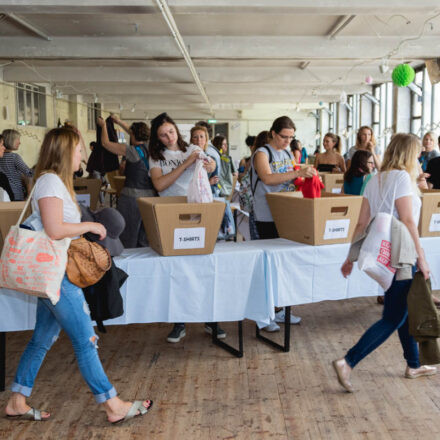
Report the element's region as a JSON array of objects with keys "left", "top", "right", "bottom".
[{"left": 66, "top": 237, "right": 111, "bottom": 288}]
